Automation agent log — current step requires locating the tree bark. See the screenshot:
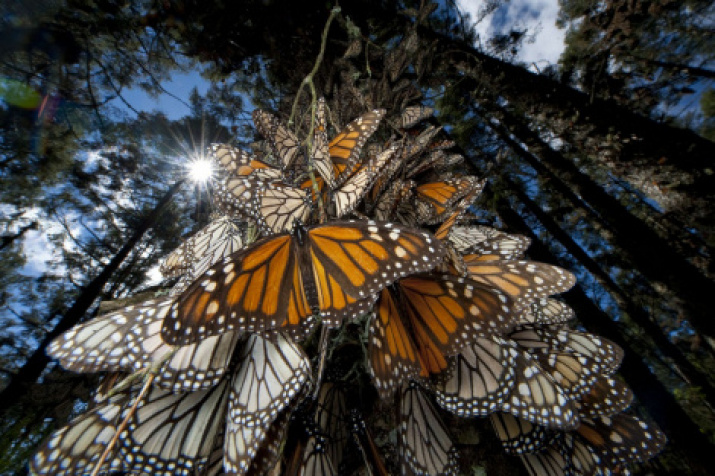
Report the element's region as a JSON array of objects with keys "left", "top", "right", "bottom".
[
  {"left": 421, "top": 25, "right": 715, "bottom": 237},
  {"left": 0, "top": 180, "right": 184, "bottom": 416},
  {"left": 477, "top": 101, "right": 715, "bottom": 344},
  {"left": 501, "top": 173, "right": 715, "bottom": 406},
  {"left": 494, "top": 197, "right": 715, "bottom": 475}
]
